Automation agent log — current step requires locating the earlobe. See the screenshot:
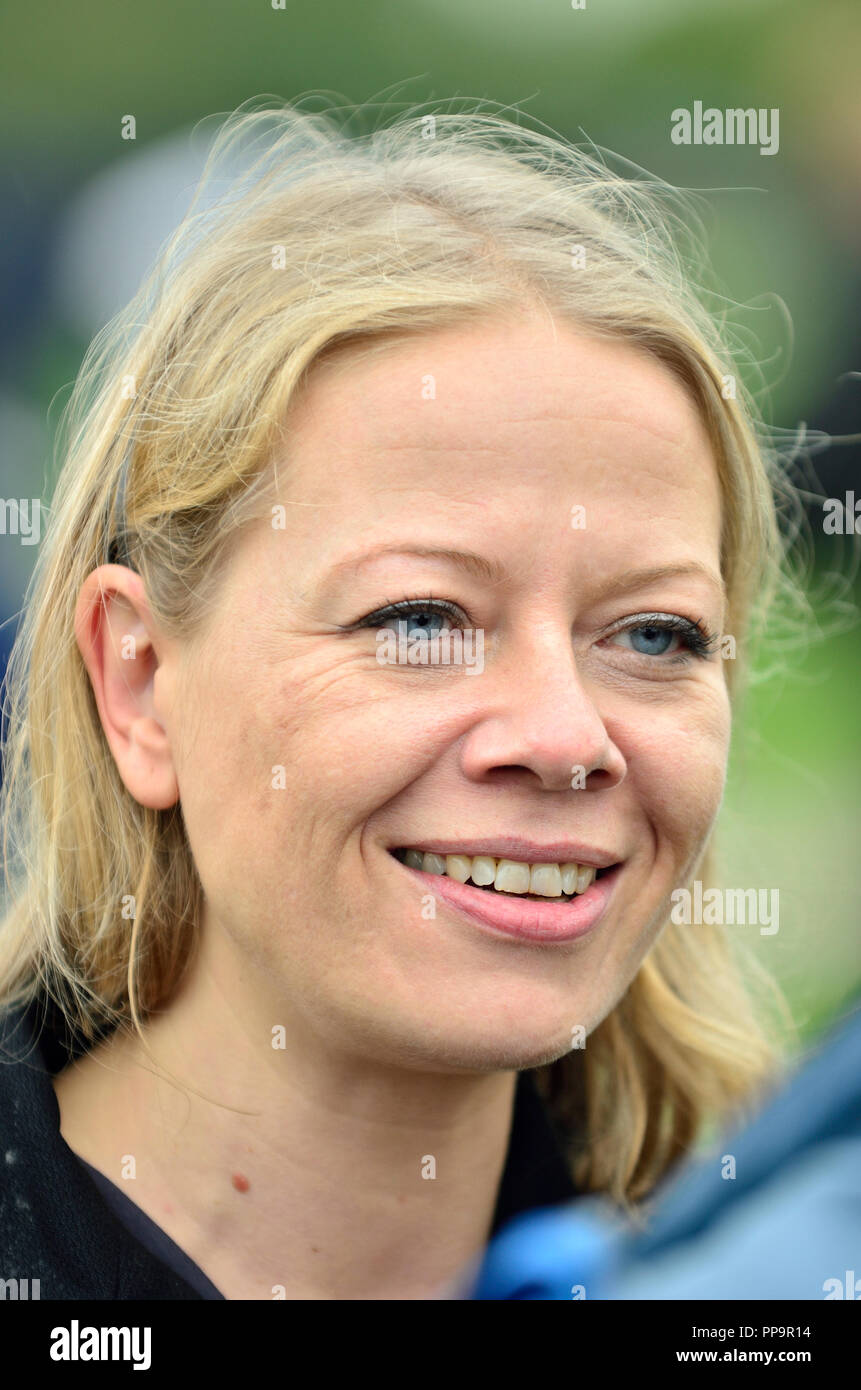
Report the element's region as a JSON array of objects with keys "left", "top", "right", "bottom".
[{"left": 74, "top": 565, "right": 180, "bottom": 810}]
